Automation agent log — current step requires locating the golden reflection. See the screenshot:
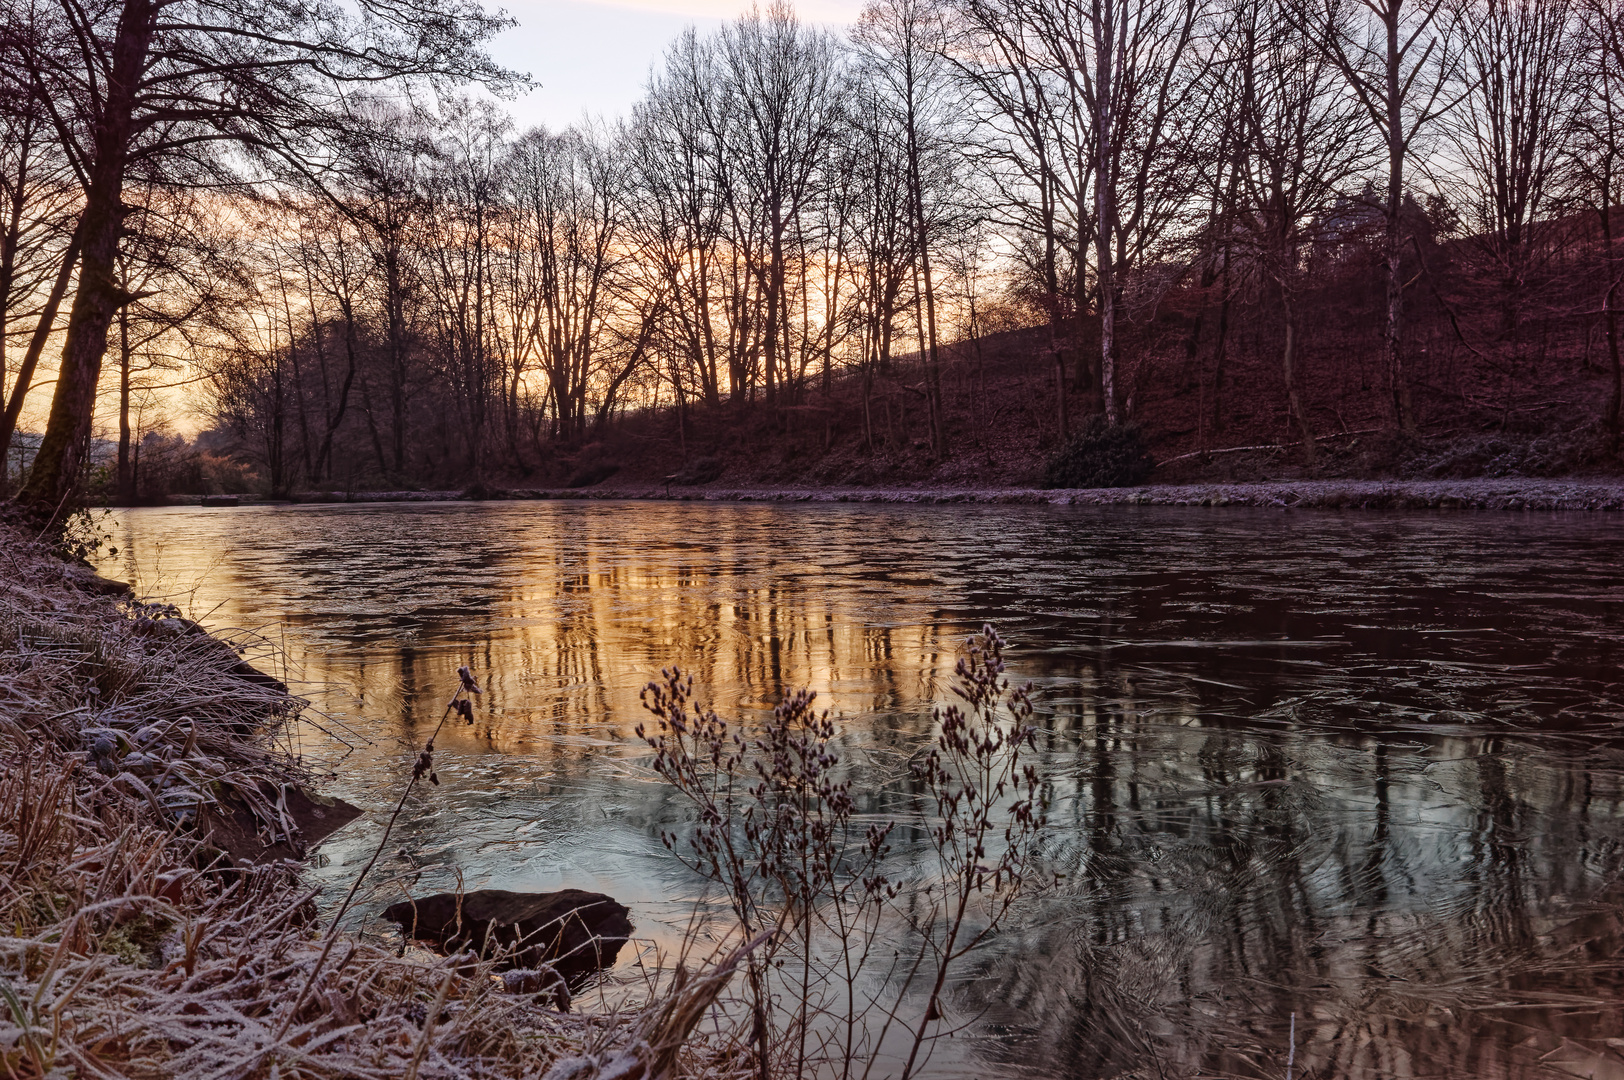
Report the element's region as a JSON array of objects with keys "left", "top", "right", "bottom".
[{"left": 102, "top": 503, "right": 967, "bottom": 780}]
